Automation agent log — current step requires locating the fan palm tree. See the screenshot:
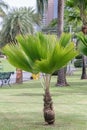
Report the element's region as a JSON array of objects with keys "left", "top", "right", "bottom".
[
  {"left": 3, "top": 32, "right": 78, "bottom": 124},
  {"left": 66, "top": 0, "right": 87, "bottom": 79},
  {"left": 0, "top": 7, "right": 40, "bottom": 83}
]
